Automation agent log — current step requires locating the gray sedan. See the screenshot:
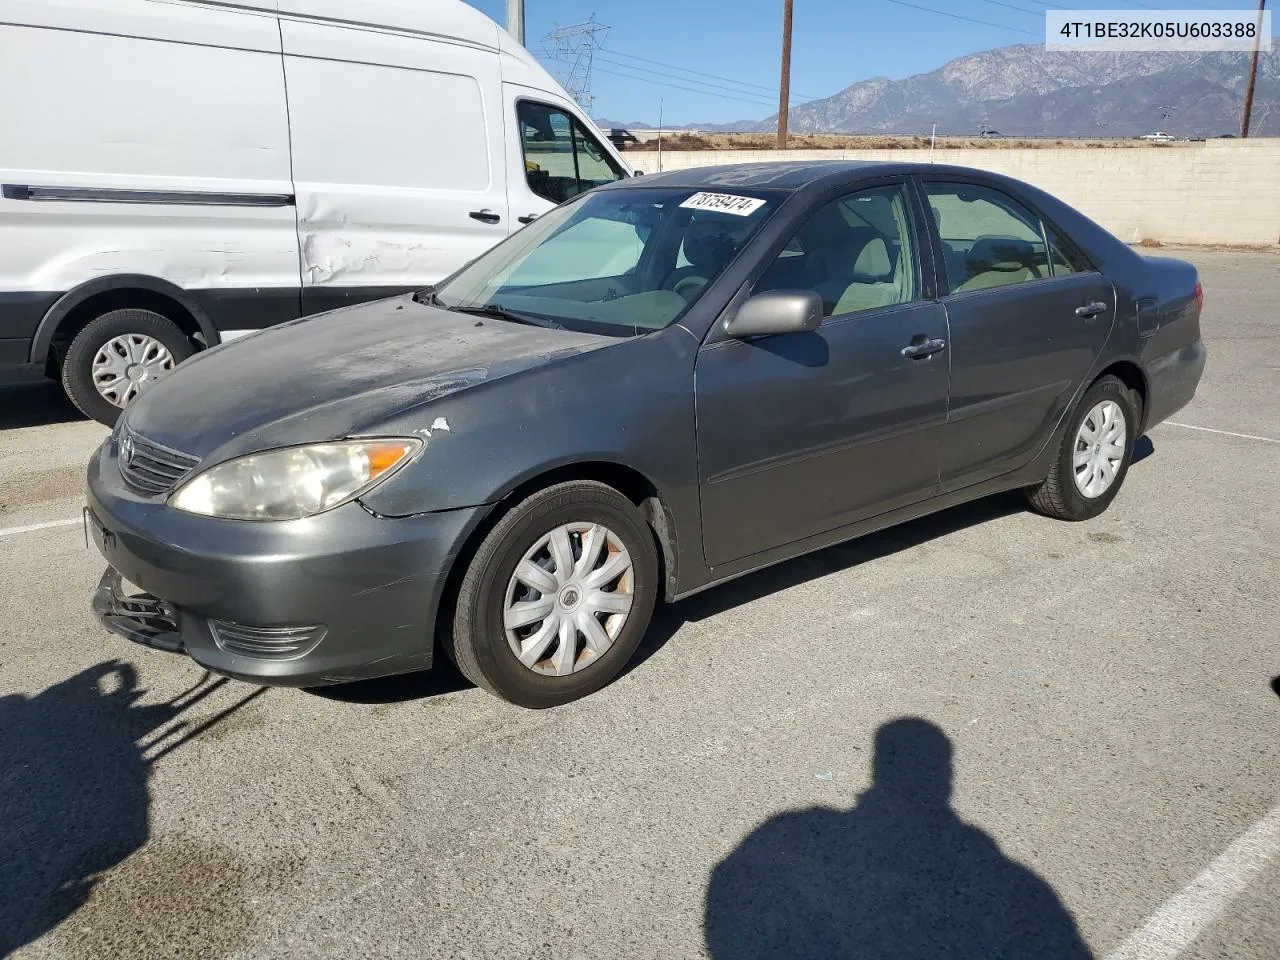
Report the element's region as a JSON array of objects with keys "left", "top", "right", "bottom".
[{"left": 87, "top": 162, "right": 1207, "bottom": 707}]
